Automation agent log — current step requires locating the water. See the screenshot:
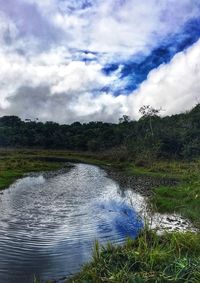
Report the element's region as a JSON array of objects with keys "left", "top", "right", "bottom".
[{"left": 0, "top": 163, "right": 143, "bottom": 283}]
